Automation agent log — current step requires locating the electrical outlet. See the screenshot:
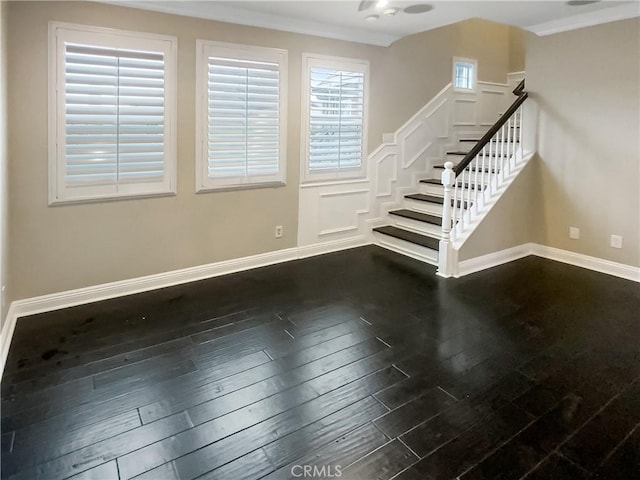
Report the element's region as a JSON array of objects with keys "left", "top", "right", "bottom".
[
  {"left": 610, "top": 235, "right": 623, "bottom": 249},
  {"left": 569, "top": 227, "right": 580, "bottom": 240},
  {"left": 275, "top": 226, "right": 283, "bottom": 238}
]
